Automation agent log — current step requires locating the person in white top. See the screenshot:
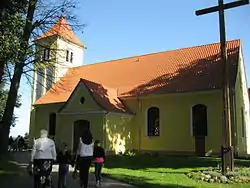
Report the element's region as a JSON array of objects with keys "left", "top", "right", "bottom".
[
  {"left": 29, "top": 129, "right": 57, "bottom": 188},
  {"left": 74, "top": 129, "right": 94, "bottom": 188}
]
